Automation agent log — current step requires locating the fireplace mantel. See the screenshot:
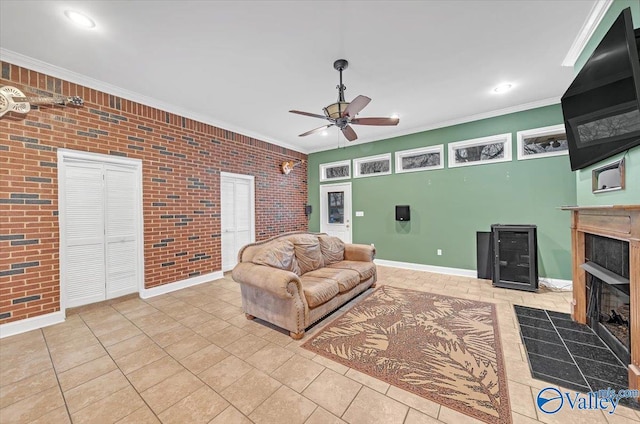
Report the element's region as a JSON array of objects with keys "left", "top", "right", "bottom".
[{"left": 562, "top": 205, "right": 639, "bottom": 392}]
